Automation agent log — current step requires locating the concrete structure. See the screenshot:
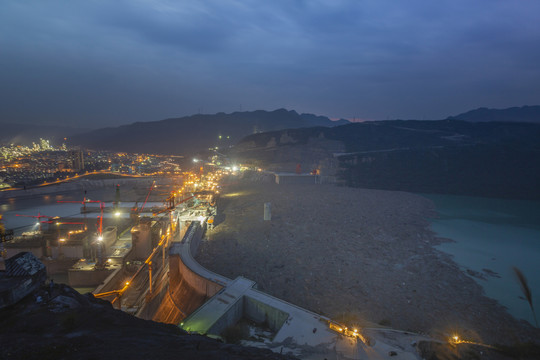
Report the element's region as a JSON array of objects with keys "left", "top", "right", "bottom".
[
  {"left": 82, "top": 193, "right": 428, "bottom": 359},
  {"left": 131, "top": 220, "right": 152, "bottom": 259},
  {"left": 68, "top": 265, "right": 115, "bottom": 287},
  {"left": 4, "top": 234, "right": 84, "bottom": 261},
  {"left": 274, "top": 172, "right": 318, "bottom": 185},
  {"left": 263, "top": 202, "right": 271, "bottom": 221},
  {"left": 51, "top": 244, "right": 84, "bottom": 259},
  {"left": 4, "top": 245, "right": 42, "bottom": 261},
  {"left": 175, "top": 222, "right": 360, "bottom": 358},
  {"left": 68, "top": 226, "right": 131, "bottom": 288},
  {"left": 173, "top": 221, "right": 428, "bottom": 359},
  {"left": 102, "top": 226, "right": 117, "bottom": 254}
]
